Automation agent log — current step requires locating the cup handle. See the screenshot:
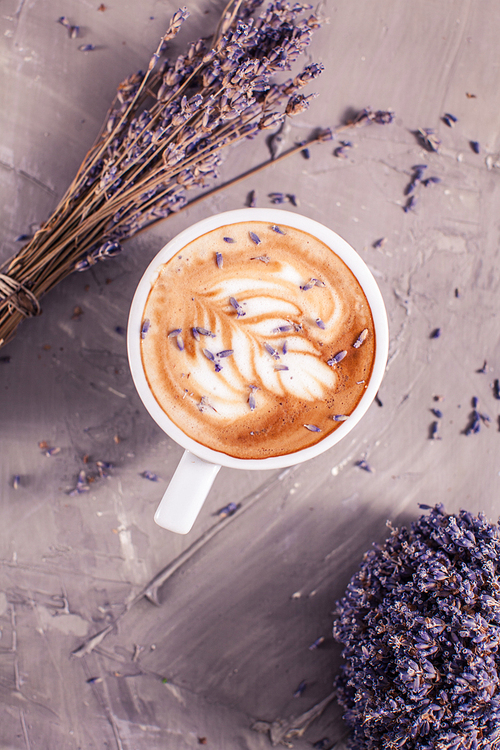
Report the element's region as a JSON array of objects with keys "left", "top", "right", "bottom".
[{"left": 154, "top": 450, "right": 221, "bottom": 534}]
